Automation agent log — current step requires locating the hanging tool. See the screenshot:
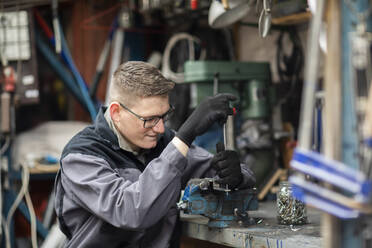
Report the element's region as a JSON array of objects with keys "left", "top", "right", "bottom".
[{"left": 258, "top": 0, "right": 272, "bottom": 38}]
